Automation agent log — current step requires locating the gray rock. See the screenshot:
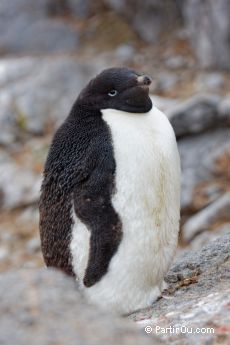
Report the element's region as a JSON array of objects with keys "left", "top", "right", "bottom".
[
  {"left": 115, "top": 44, "right": 135, "bottom": 62},
  {"left": 0, "top": 269, "right": 160, "bottom": 345},
  {"left": 189, "top": 223, "right": 230, "bottom": 251},
  {"left": 14, "top": 0, "right": 92, "bottom": 19},
  {"left": 0, "top": 57, "right": 35, "bottom": 88},
  {"left": 0, "top": 247, "right": 8, "bottom": 262},
  {"left": 151, "top": 95, "right": 180, "bottom": 113},
  {"left": 105, "top": 0, "right": 182, "bottom": 44},
  {"left": 0, "top": 159, "right": 41, "bottom": 209},
  {"left": 164, "top": 55, "right": 188, "bottom": 69},
  {"left": 18, "top": 207, "right": 40, "bottom": 224},
  {"left": 156, "top": 73, "right": 180, "bottom": 93},
  {"left": 0, "top": 232, "right": 14, "bottom": 244},
  {"left": 0, "top": 92, "right": 16, "bottom": 145},
  {"left": 183, "top": 0, "right": 230, "bottom": 69},
  {"left": 178, "top": 128, "right": 230, "bottom": 209},
  {"left": 131, "top": 233, "right": 230, "bottom": 344},
  {"left": 203, "top": 184, "right": 223, "bottom": 203},
  {"left": 0, "top": 0, "right": 79, "bottom": 54},
  {"left": 167, "top": 94, "right": 221, "bottom": 137},
  {"left": 218, "top": 97, "right": 230, "bottom": 125},
  {"left": 183, "top": 193, "right": 230, "bottom": 242},
  {"left": 215, "top": 223, "right": 230, "bottom": 234},
  {"left": 68, "top": 0, "right": 92, "bottom": 18},
  {"left": 26, "top": 237, "right": 41, "bottom": 255},
  {"left": 0, "top": 56, "right": 105, "bottom": 143},
  {"left": 196, "top": 73, "right": 225, "bottom": 92}
]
